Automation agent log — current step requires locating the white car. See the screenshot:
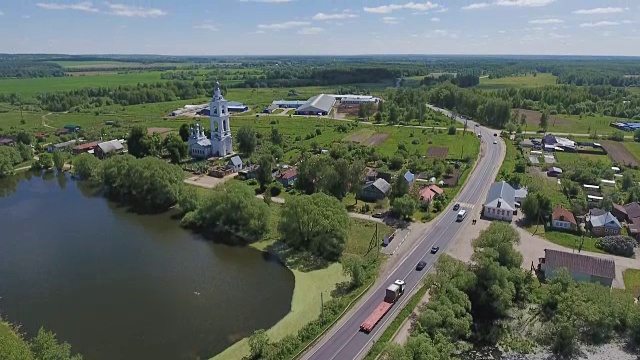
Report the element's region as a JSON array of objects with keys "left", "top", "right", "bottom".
[{"left": 493, "top": 140, "right": 498, "bottom": 144}]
